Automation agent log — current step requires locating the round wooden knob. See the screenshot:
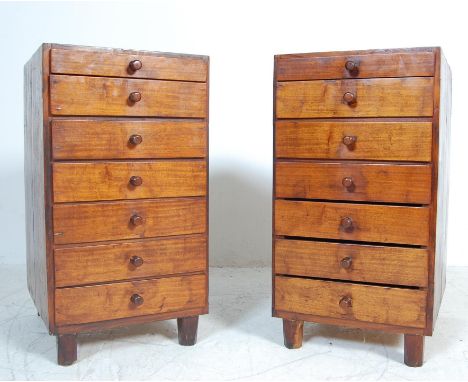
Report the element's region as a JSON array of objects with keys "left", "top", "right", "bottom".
[
  {"left": 343, "top": 92, "right": 356, "bottom": 104},
  {"left": 341, "top": 216, "right": 354, "bottom": 230},
  {"left": 130, "top": 255, "right": 144, "bottom": 267},
  {"left": 128, "top": 134, "right": 143, "bottom": 145},
  {"left": 128, "top": 60, "right": 142, "bottom": 72},
  {"left": 340, "top": 257, "right": 353, "bottom": 269},
  {"left": 339, "top": 296, "right": 352, "bottom": 309},
  {"left": 129, "top": 176, "right": 143, "bottom": 186},
  {"left": 130, "top": 293, "right": 144, "bottom": 306},
  {"left": 345, "top": 60, "right": 358, "bottom": 72},
  {"left": 129, "top": 92, "right": 141, "bottom": 103},
  {"left": 130, "top": 214, "right": 144, "bottom": 226},
  {"left": 342, "top": 177, "right": 354, "bottom": 188},
  {"left": 342, "top": 135, "right": 357, "bottom": 147}
]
